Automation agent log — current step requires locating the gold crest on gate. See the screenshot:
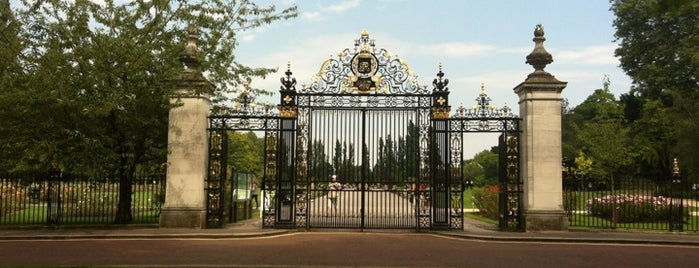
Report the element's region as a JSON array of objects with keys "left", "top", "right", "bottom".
[{"left": 348, "top": 31, "right": 382, "bottom": 94}]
